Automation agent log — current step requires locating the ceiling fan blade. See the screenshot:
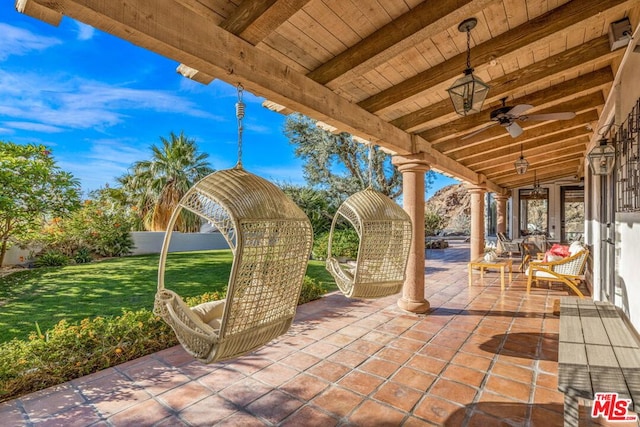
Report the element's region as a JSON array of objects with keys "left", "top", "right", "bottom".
[
  {"left": 506, "top": 122, "right": 523, "bottom": 138},
  {"left": 461, "top": 122, "right": 499, "bottom": 140},
  {"left": 507, "top": 104, "right": 533, "bottom": 117},
  {"left": 521, "top": 112, "right": 576, "bottom": 121}
]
